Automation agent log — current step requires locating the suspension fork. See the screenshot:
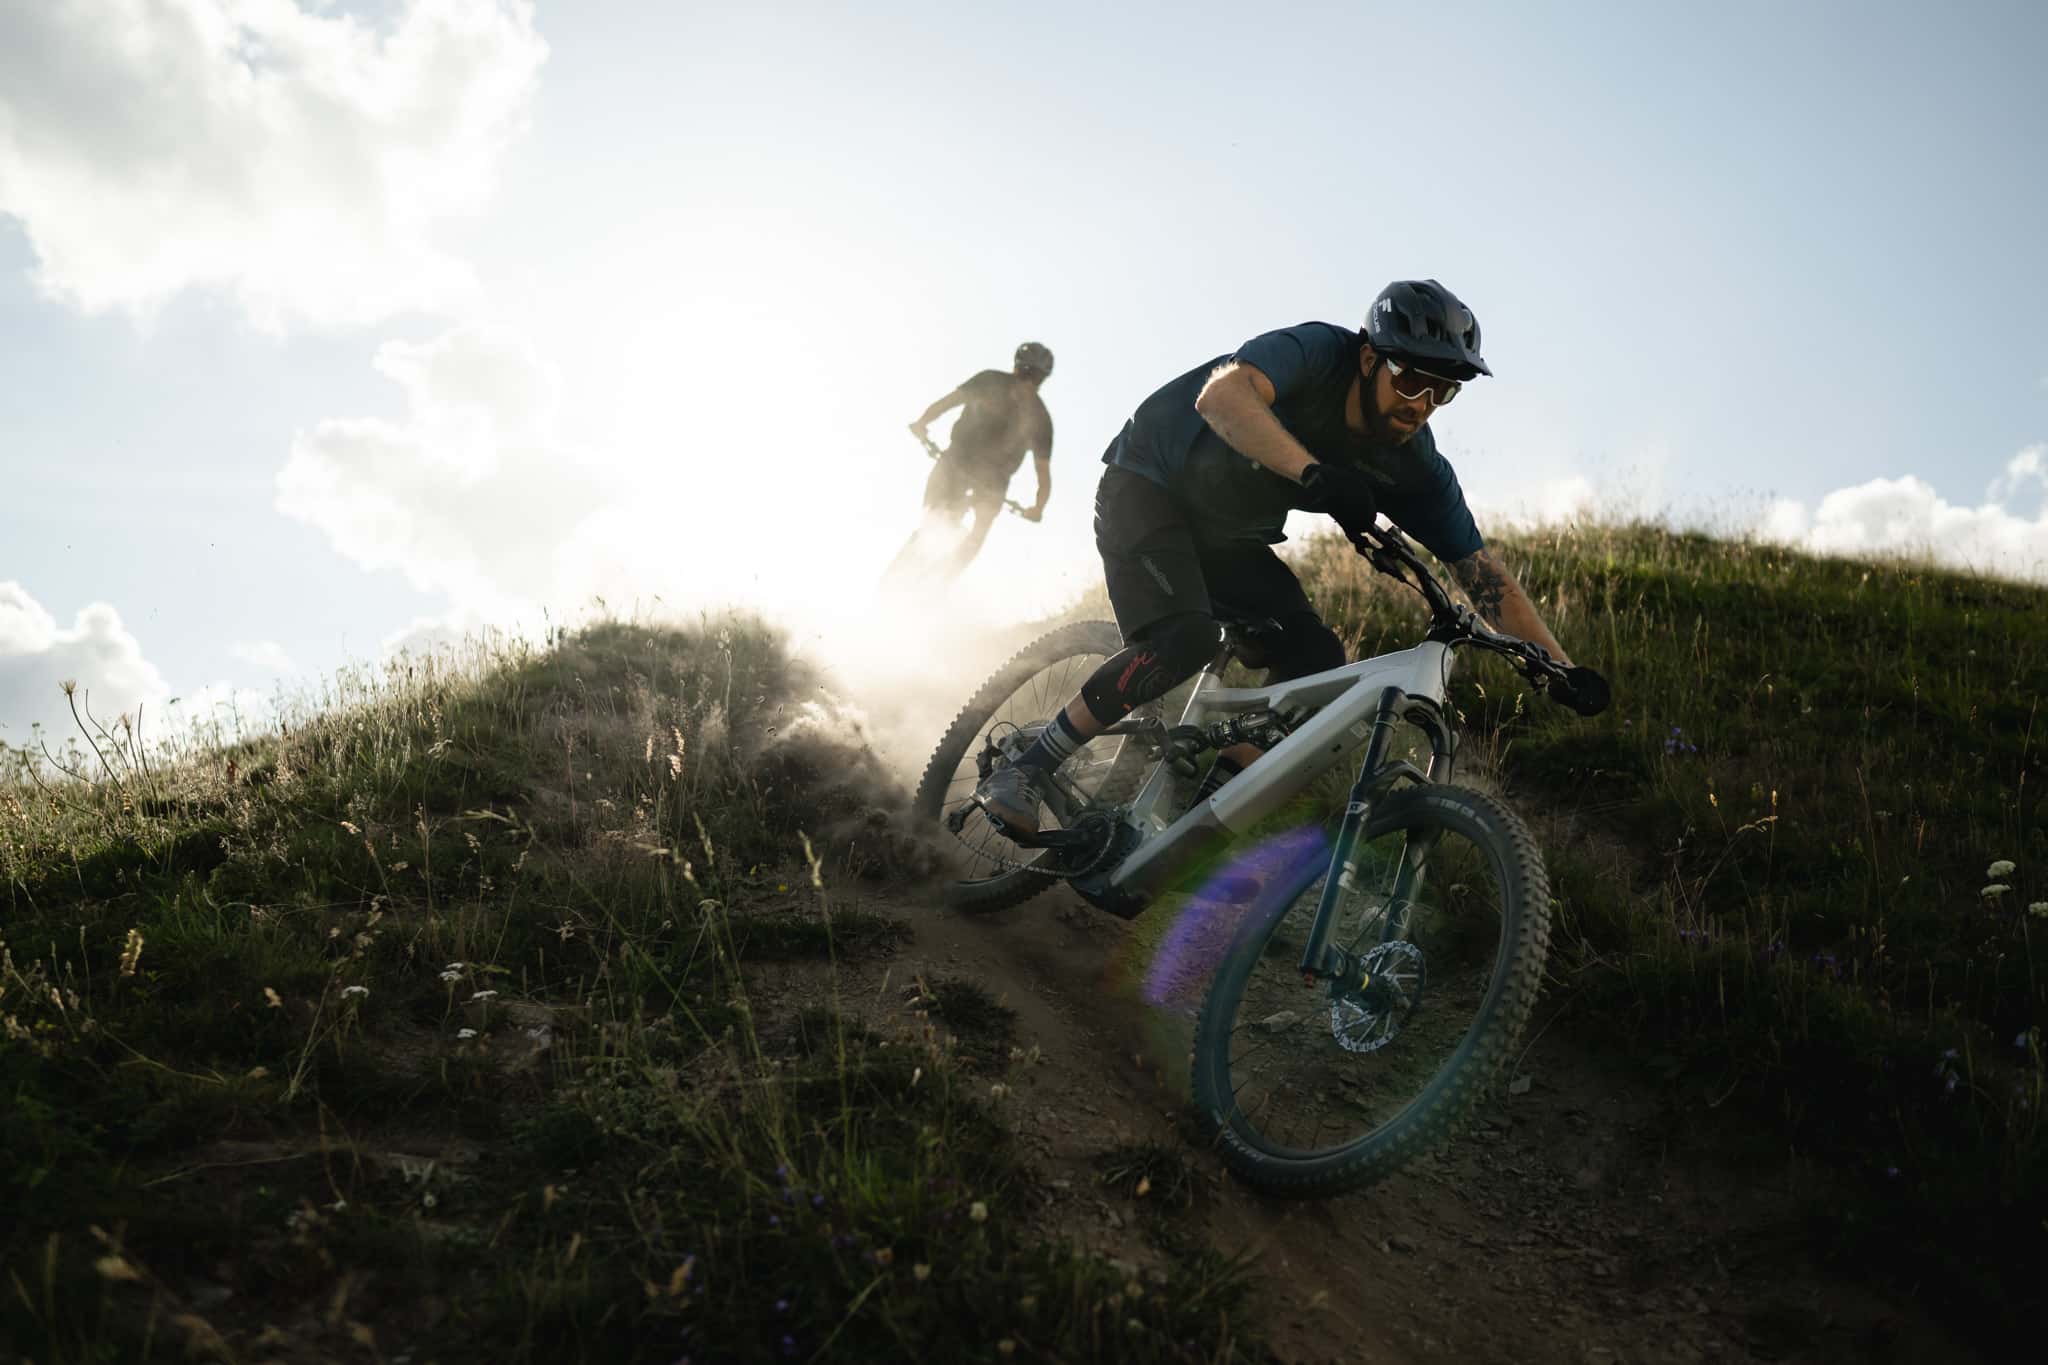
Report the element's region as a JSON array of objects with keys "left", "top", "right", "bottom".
[{"left": 1292, "top": 685, "right": 1454, "bottom": 984}]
